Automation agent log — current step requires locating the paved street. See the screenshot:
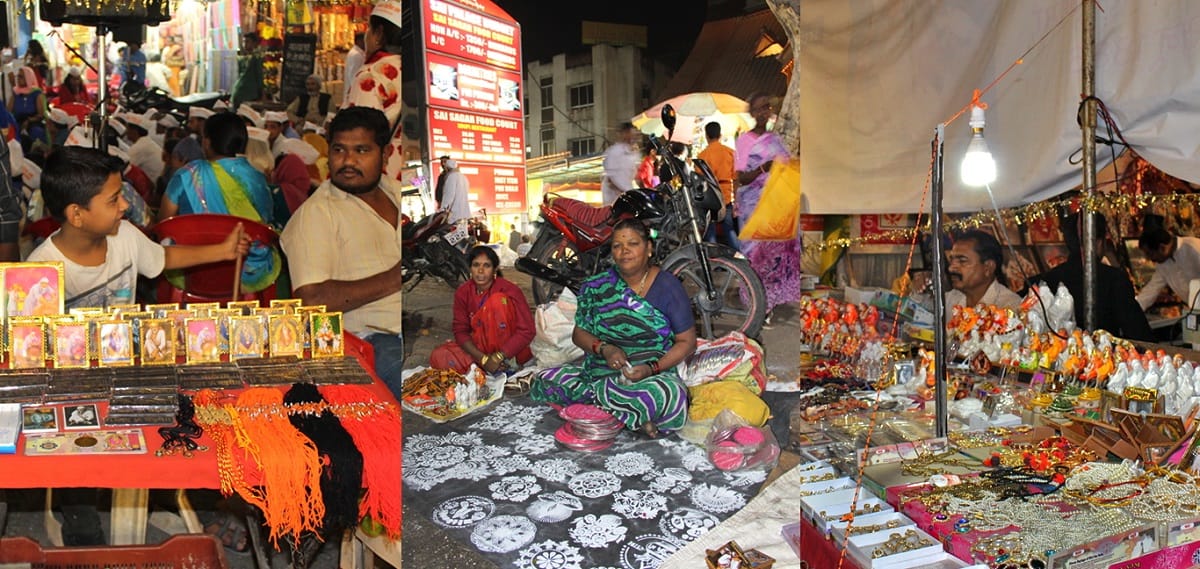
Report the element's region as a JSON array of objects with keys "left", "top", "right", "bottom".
[{"left": 400, "top": 265, "right": 808, "bottom": 569}]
